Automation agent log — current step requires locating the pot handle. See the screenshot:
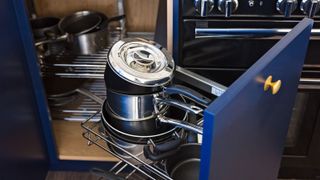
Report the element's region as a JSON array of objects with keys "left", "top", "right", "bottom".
[
  {"left": 156, "top": 98, "right": 203, "bottom": 115},
  {"left": 35, "top": 33, "right": 67, "bottom": 46},
  {"left": 158, "top": 115, "right": 203, "bottom": 135},
  {"left": 106, "top": 14, "right": 126, "bottom": 23},
  {"left": 164, "top": 85, "right": 211, "bottom": 106},
  {"left": 97, "top": 15, "right": 126, "bottom": 30}
]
